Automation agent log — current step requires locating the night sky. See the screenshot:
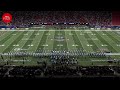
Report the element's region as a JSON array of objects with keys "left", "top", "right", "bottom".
[{"left": 0, "top": 0, "right": 120, "bottom": 11}]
